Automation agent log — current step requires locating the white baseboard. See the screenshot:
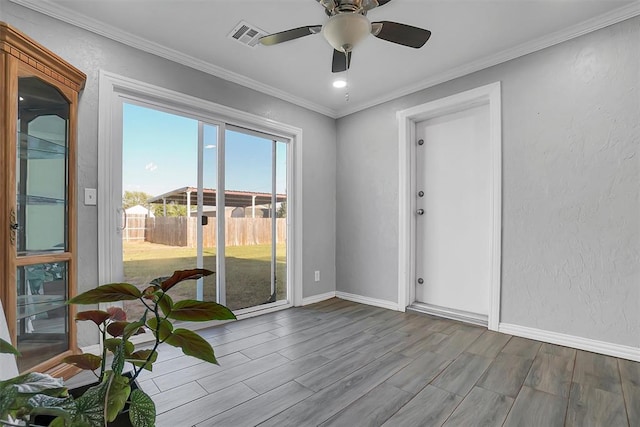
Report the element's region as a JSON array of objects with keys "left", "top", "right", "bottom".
[
  {"left": 499, "top": 323, "right": 640, "bottom": 362},
  {"left": 335, "top": 291, "right": 400, "bottom": 311},
  {"left": 302, "top": 291, "right": 336, "bottom": 306}
]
